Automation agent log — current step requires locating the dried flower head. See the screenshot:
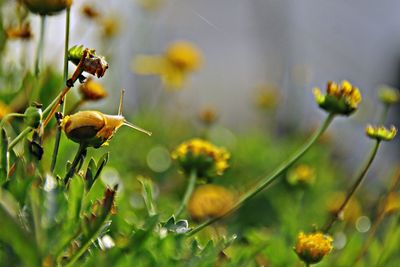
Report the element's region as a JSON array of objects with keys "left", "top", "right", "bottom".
[
  {"left": 365, "top": 125, "right": 397, "bottom": 142},
  {"left": 22, "top": 0, "right": 72, "bottom": 15},
  {"left": 313, "top": 80, "right": 362, "bottom": 115},
  {"left": 378, "top": 85, "right": 400, "bottom": 105},
  {"left": 79, "top": 78, "right": 108, "bottom": 101},
  {"left": 5, "top": 23, "right": 33, "bottom": 40},
  {"left": 287, "top": 164, "right": 316, "bottom": 186},
  {"left": 171, "top": 138, "right": 230, "bottom": 178},
  {"left": 68, "top": 45, "right": 109, "bottom": 78},
  {"left": 294, "top": 232, "right": 333, "bottom": 265},
  {"left": 133, "top": 41, "right": 202, "bottom": 89},
  {"left": 188, "top": 184, "right": 235, "bottom": 221}
]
